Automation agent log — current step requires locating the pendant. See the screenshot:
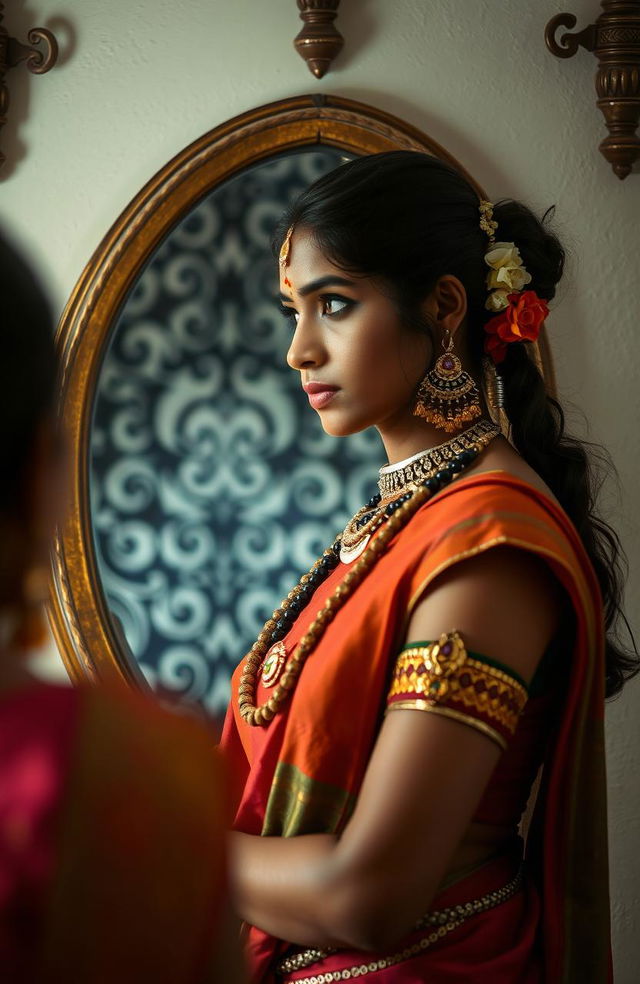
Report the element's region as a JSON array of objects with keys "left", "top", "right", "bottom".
[
  {"left": 261, "top": 641, "right": 288, "bottom": 688},
  {"left": 339, "top": 534, "right": 371, "bottom": 564}
]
